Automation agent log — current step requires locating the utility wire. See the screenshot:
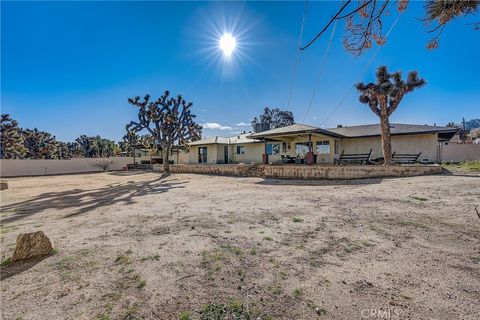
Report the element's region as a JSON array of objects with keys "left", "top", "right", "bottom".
[
  {"left": 302, "top": 20, "right": 337, "bottom": 124},
  {"left": 320, "top": 13, "right": 402, "bottom": 126},
  {"left": 287, "top": 0, "right": 308, "bottom": 111}
]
